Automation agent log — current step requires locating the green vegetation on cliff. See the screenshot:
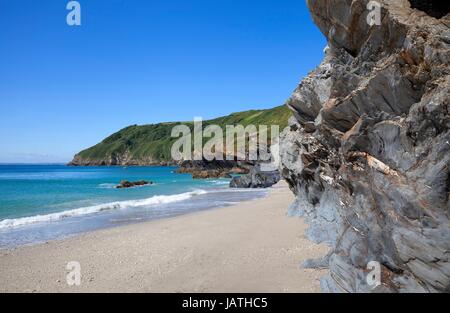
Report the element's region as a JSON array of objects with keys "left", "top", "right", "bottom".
[{"left": 71, "top": 105, "right": 291, "bottom": 165}]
